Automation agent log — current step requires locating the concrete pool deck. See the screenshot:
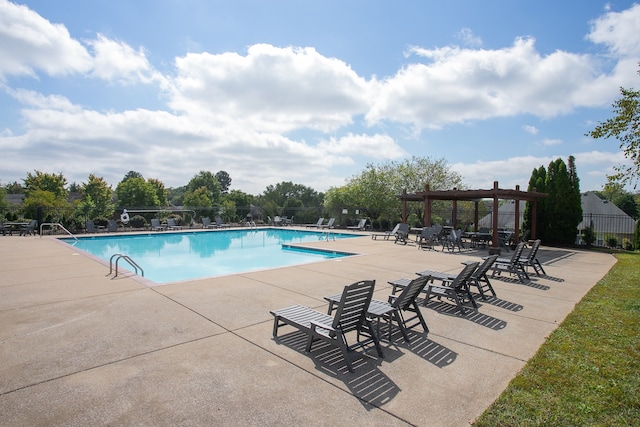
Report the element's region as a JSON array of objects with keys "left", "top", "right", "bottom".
[{"left": 0, "top": 229, "right": 616, "bottom": 426}]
